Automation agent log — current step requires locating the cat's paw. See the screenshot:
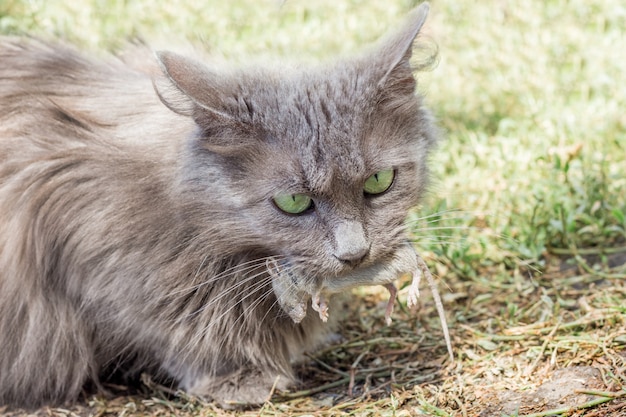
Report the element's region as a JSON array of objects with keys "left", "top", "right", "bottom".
[{"left": 185, "top": 369, "right": 291, "bottom": 409}]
